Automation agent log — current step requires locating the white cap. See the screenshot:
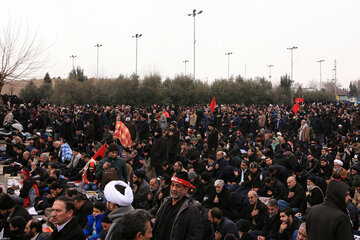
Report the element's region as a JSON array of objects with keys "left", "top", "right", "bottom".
[{"left": 104, "top": 180, "right": 133, "bottom": 207}]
